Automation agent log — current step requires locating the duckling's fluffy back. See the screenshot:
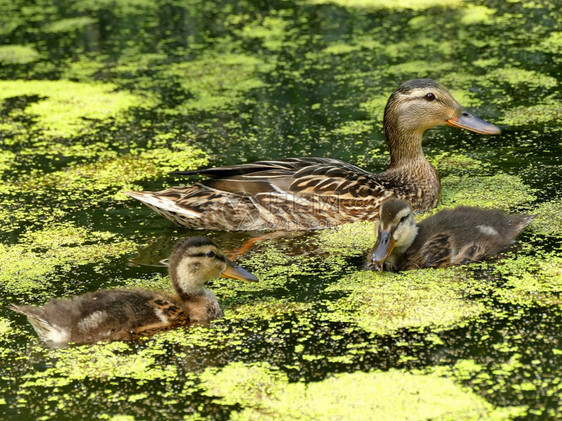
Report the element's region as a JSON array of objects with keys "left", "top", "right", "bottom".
[
  {"left": 403, "top": 207, "right": 534, "bottom": 269},
  {"left": 415, "top": 207, "right": 533, "bottom": 242},
  {"left": 11, "top": 289, "right": 180, "bottom": 345}
]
